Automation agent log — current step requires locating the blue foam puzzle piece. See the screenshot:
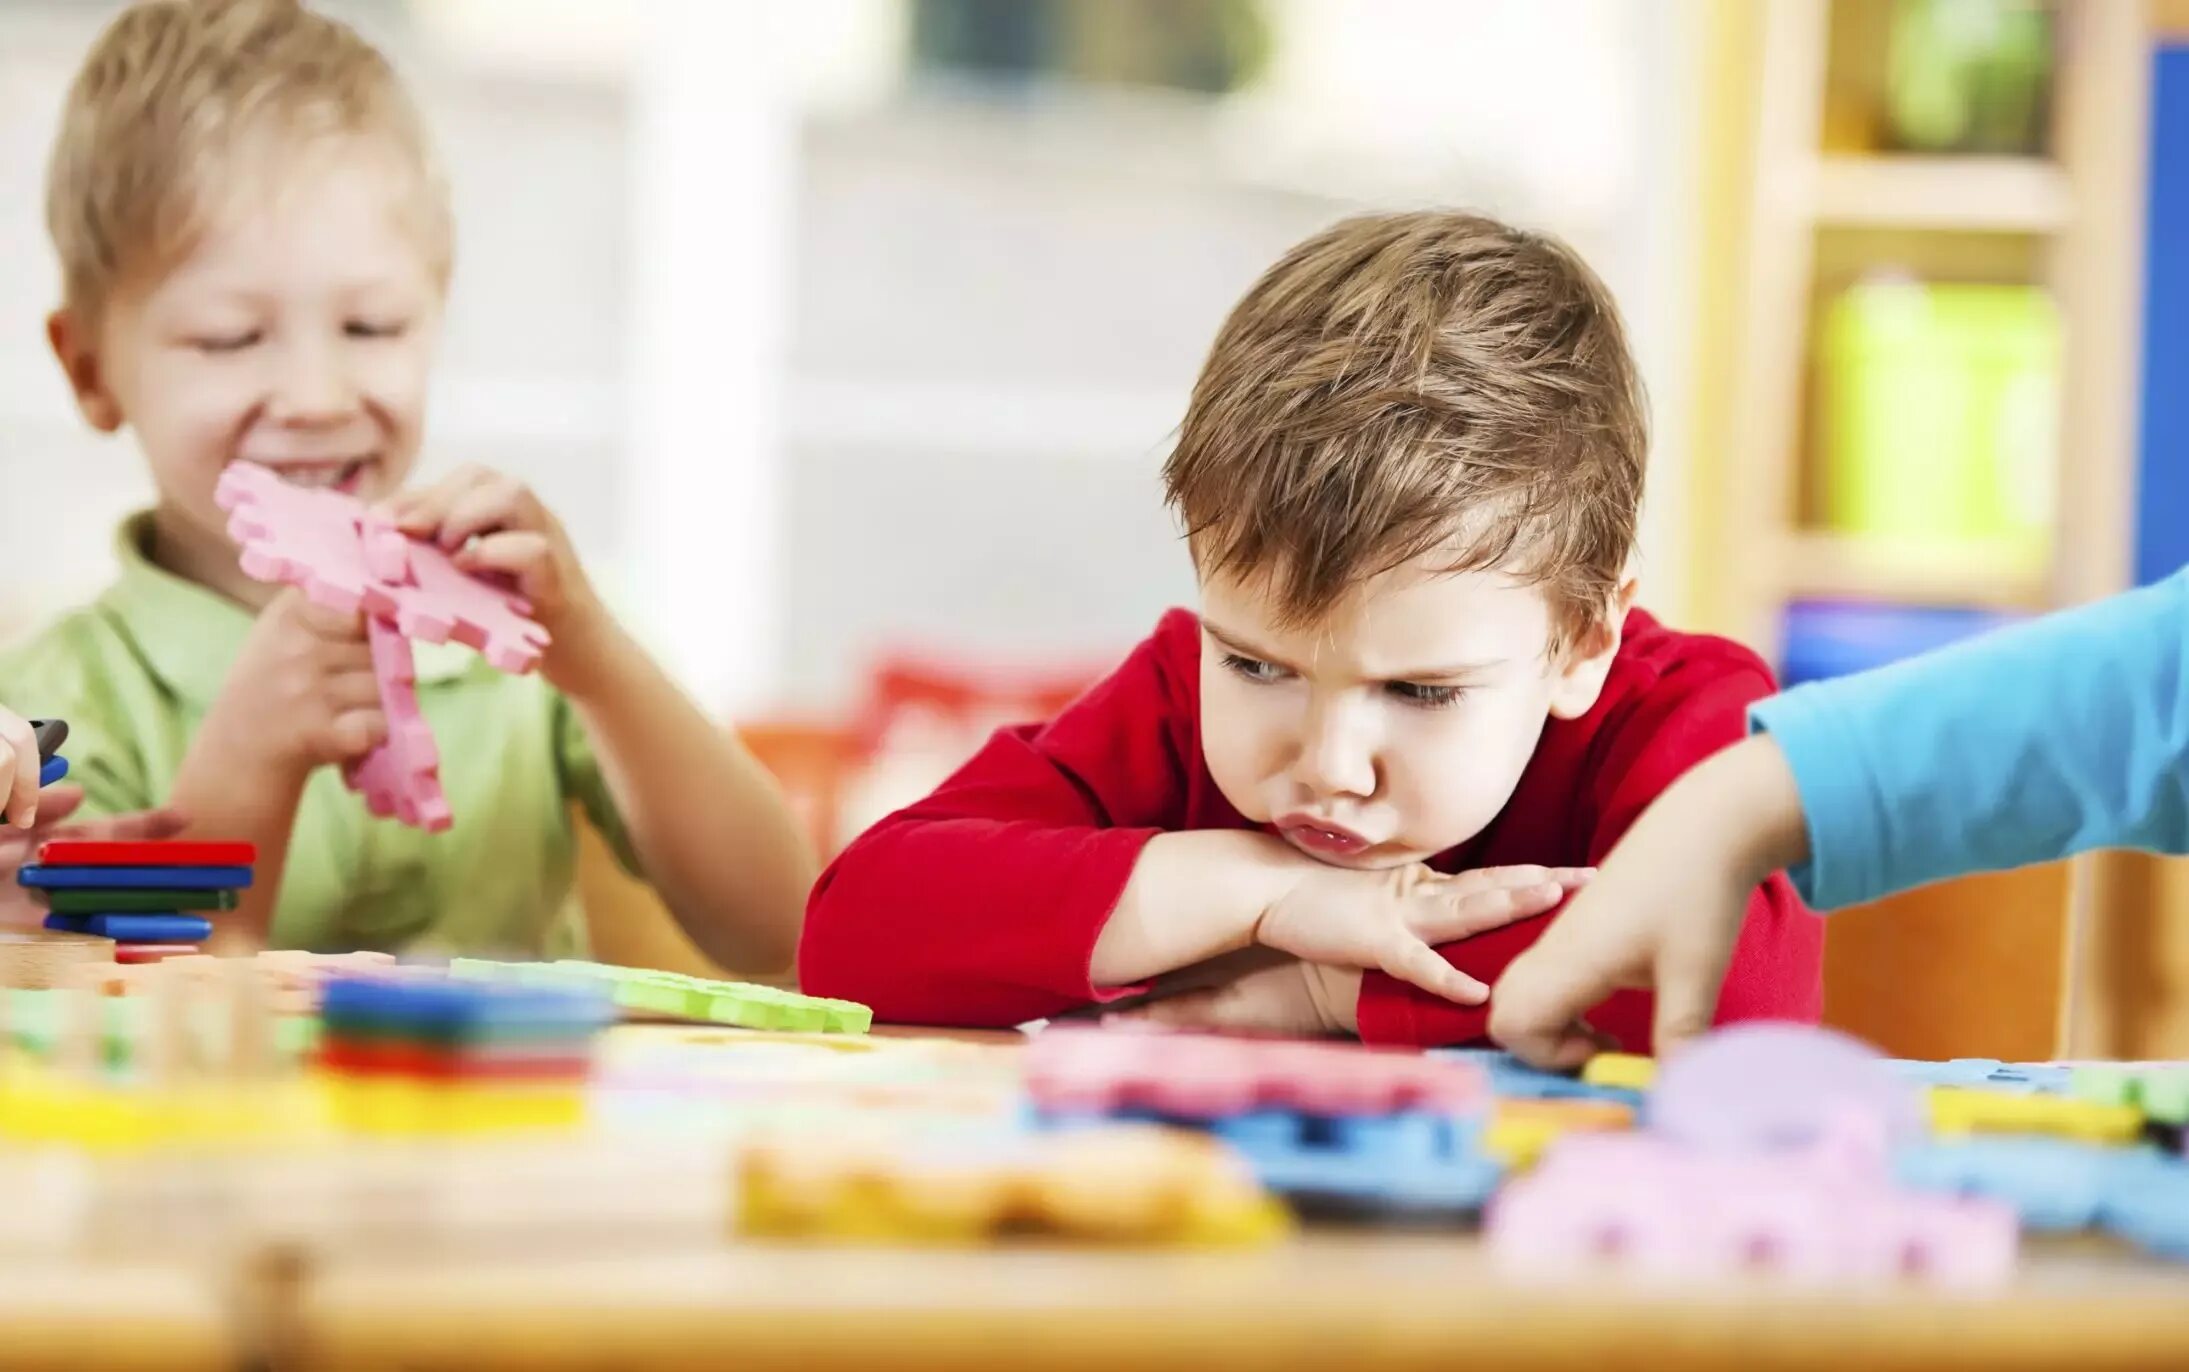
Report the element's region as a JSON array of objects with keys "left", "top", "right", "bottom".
[
  {"left": 319, "top": 975, "right": 613, "bottom": 1040},
  {"left": 1035, "top": 1105, "right": 1502, "bottom": 1214},
  {"left": 2098, "top": 1150, "right": 2189, "bottom": 1259},
  {"left": 1887, "top": 1058, "right": 2071, "bottom": 1094},
  {"left": 1893, "top": 1137, "right": 2134, "bottom": 1231},
  {"left": 43, "top": 912, "right": 212, "bottom": 942},
  {"left": 39, "top": 756, "right": 67, "bottom": 787},
  {"left": 17, "top": 865, "right": 253, "bottom": 891},
  {"left": 1430, "top": 1047, "right": 1645, "bottom": 1107}
]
